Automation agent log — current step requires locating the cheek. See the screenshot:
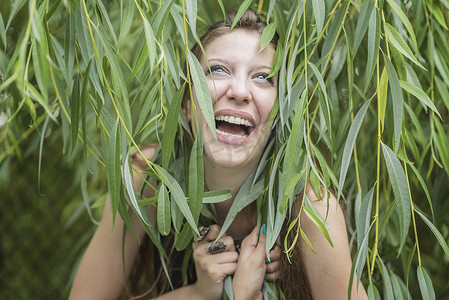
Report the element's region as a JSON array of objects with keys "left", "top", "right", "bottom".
[
  {"left": 260, "top": 94, "right": 277, "bottom": 122},
  {"left": 207, "top": 79, "right": 226, "bottom": 104}
]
